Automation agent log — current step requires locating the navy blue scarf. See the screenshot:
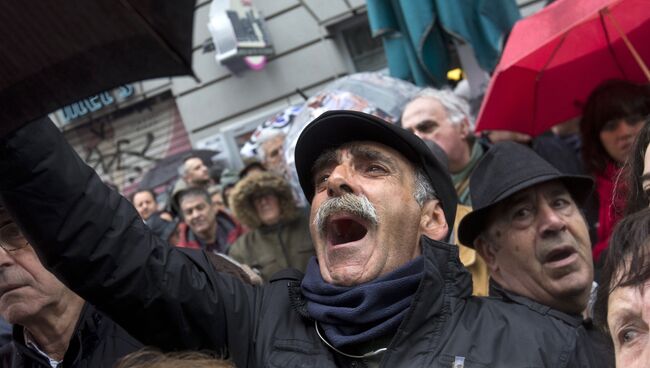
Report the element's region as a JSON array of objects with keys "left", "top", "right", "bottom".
[{"left": 301, "top": 256, "right": 424, "bottom": 349}]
